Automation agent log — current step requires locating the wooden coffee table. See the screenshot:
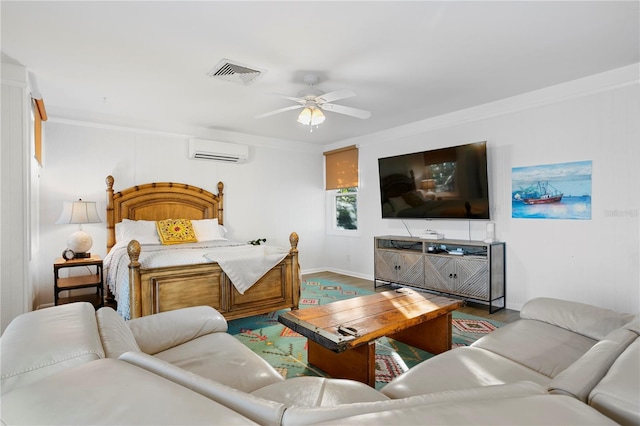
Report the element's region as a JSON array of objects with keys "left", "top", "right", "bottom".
[{"left": 278, "top": 288, "right": 463, "bottom": 386}]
